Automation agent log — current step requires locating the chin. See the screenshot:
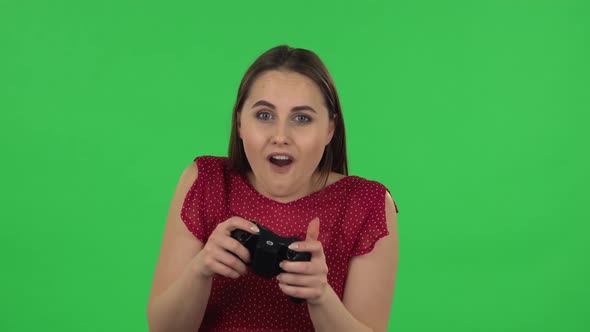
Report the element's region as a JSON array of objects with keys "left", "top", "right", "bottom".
[{"left": 264, "top": 176, "right": 294, "bottom": 191}]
